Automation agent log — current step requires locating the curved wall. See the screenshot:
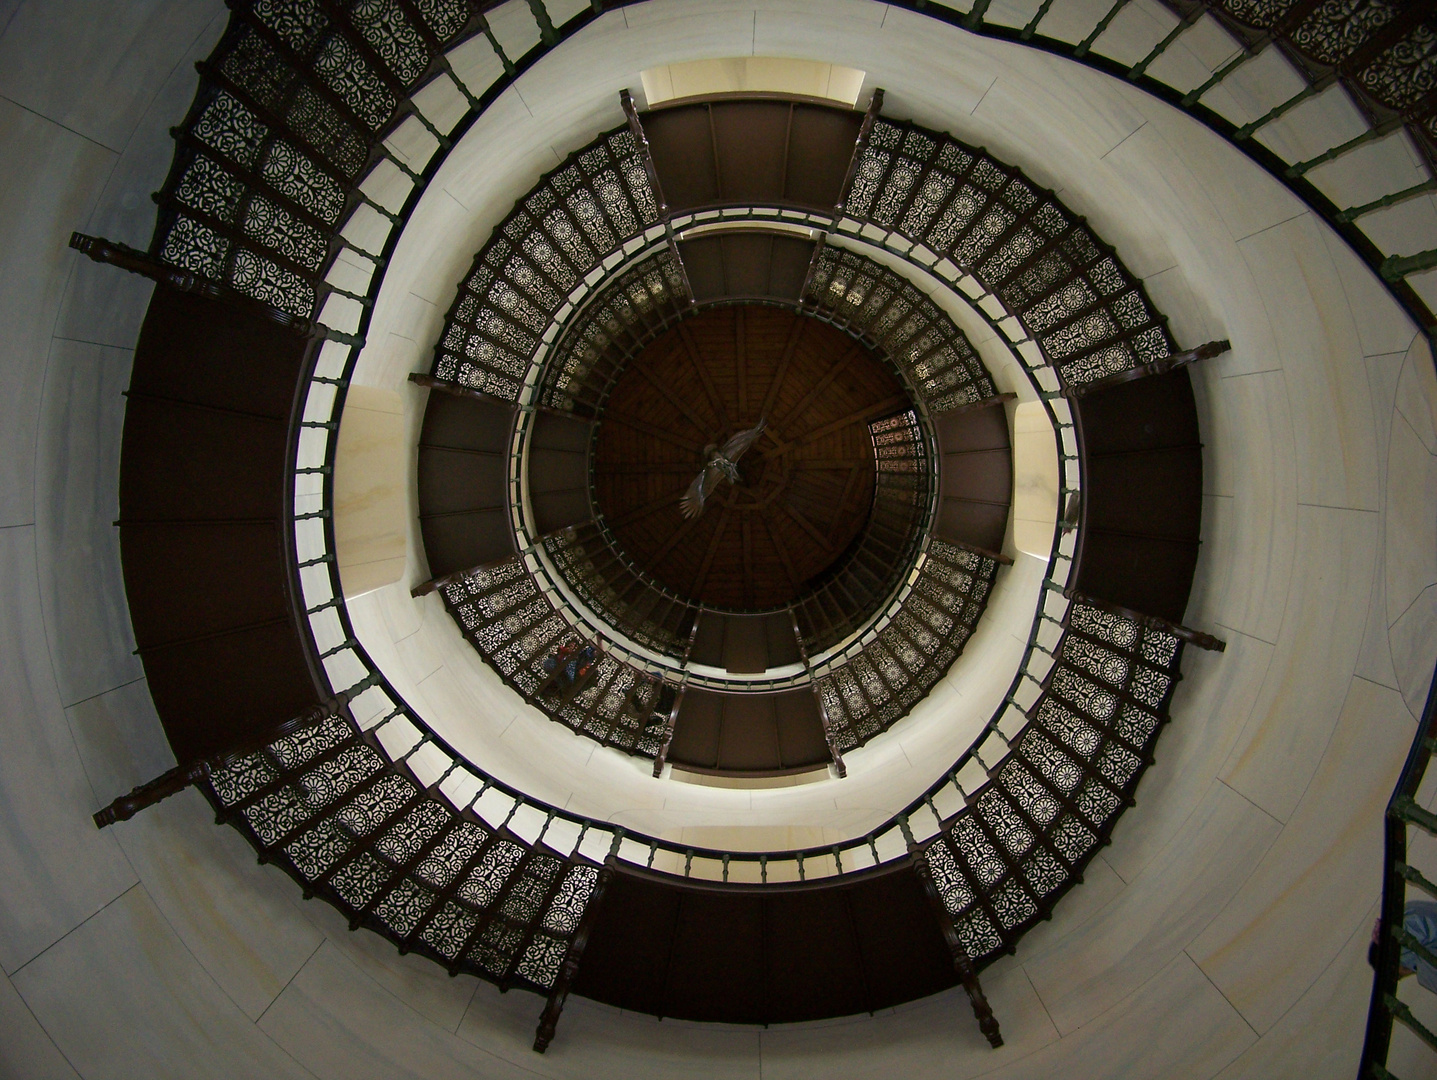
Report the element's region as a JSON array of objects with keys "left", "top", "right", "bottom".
[{"left": 1, "top": 1, "right": 1435, "bottom": 1077}]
